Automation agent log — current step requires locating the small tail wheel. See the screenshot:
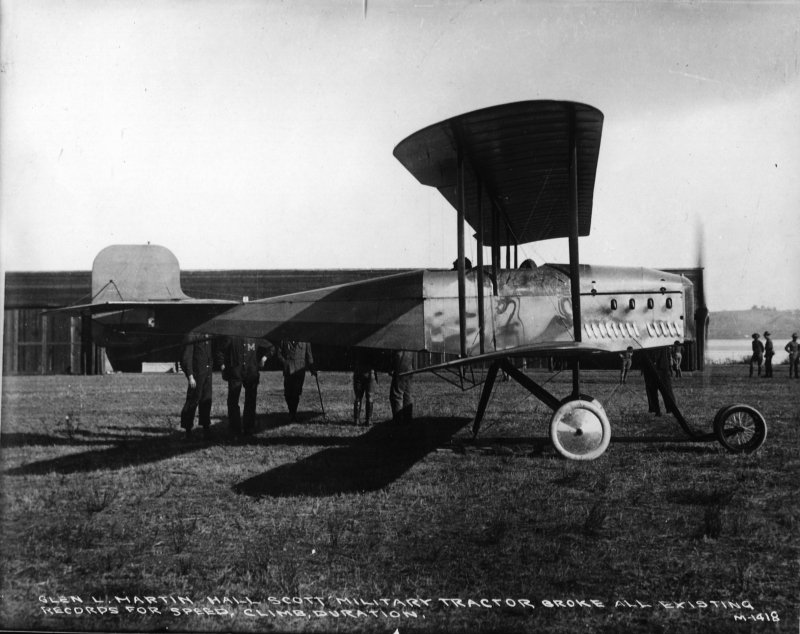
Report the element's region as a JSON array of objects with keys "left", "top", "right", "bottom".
[
  {"left": 550, "top": 396, "right": 611, "bottom": 461},
  {"left": 713, "top": 404, "right": 767, "bottom": 453}
]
